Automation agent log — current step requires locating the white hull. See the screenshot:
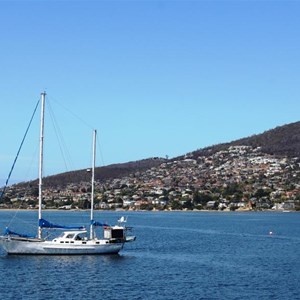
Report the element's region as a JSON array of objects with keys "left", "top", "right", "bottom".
[{"left": 0, "top": 236, "right": 123, "bottom": 255}]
